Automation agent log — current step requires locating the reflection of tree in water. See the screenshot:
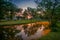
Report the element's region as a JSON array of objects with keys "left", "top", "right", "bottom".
[
  {"left": 28, "top": 24, "right": 41, "bottom": 36},
  {"left": 22, "top": 24, "right": 41, "bottom": 36},
  {"left": 1, "top": 24, "right": 49, "bottom": 40},
  {"left": 0, "top": 26, "right": 21, "bottom": 40},
  {"left": 22, "top": 25, "right": 28, "bottom": 35}
]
